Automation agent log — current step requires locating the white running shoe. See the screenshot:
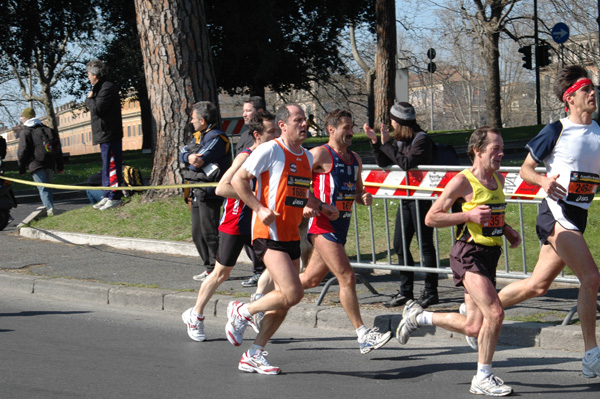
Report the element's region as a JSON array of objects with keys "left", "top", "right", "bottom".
[
  {"left": 93, "top": 197, "right": 108, "bottom": 209},
  {"left": 583, "top": 352, "right": 600, "bottom": 378},
  {"left": 459, "top": 302, "right": 479, "bottom": 350},
  {"left": 181, "top": 307, "right": 206, "bottom": 342},
  {"left": 469, "top": 374, "right": 513, "bottom": 396},
  {"left": 250, "top": 293, "right": 265, "bottom": 332},
  {"left": 358, "top": 327, "right": 392, "bottom": 354},
  {"left": 99, "top": 199, "right": 122, "bottom": 211},
  {"left": 396, "top": 300, "right": 423, "bottom": 345},
  {"left": 238, "top": 350, "right": 281, "bottom": 375},
  {"left": 192, "top": 270, "right": 211, "bottom": 282},
  {"left": 225, "top": 301, "right": 256, "bottom": 346}
]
